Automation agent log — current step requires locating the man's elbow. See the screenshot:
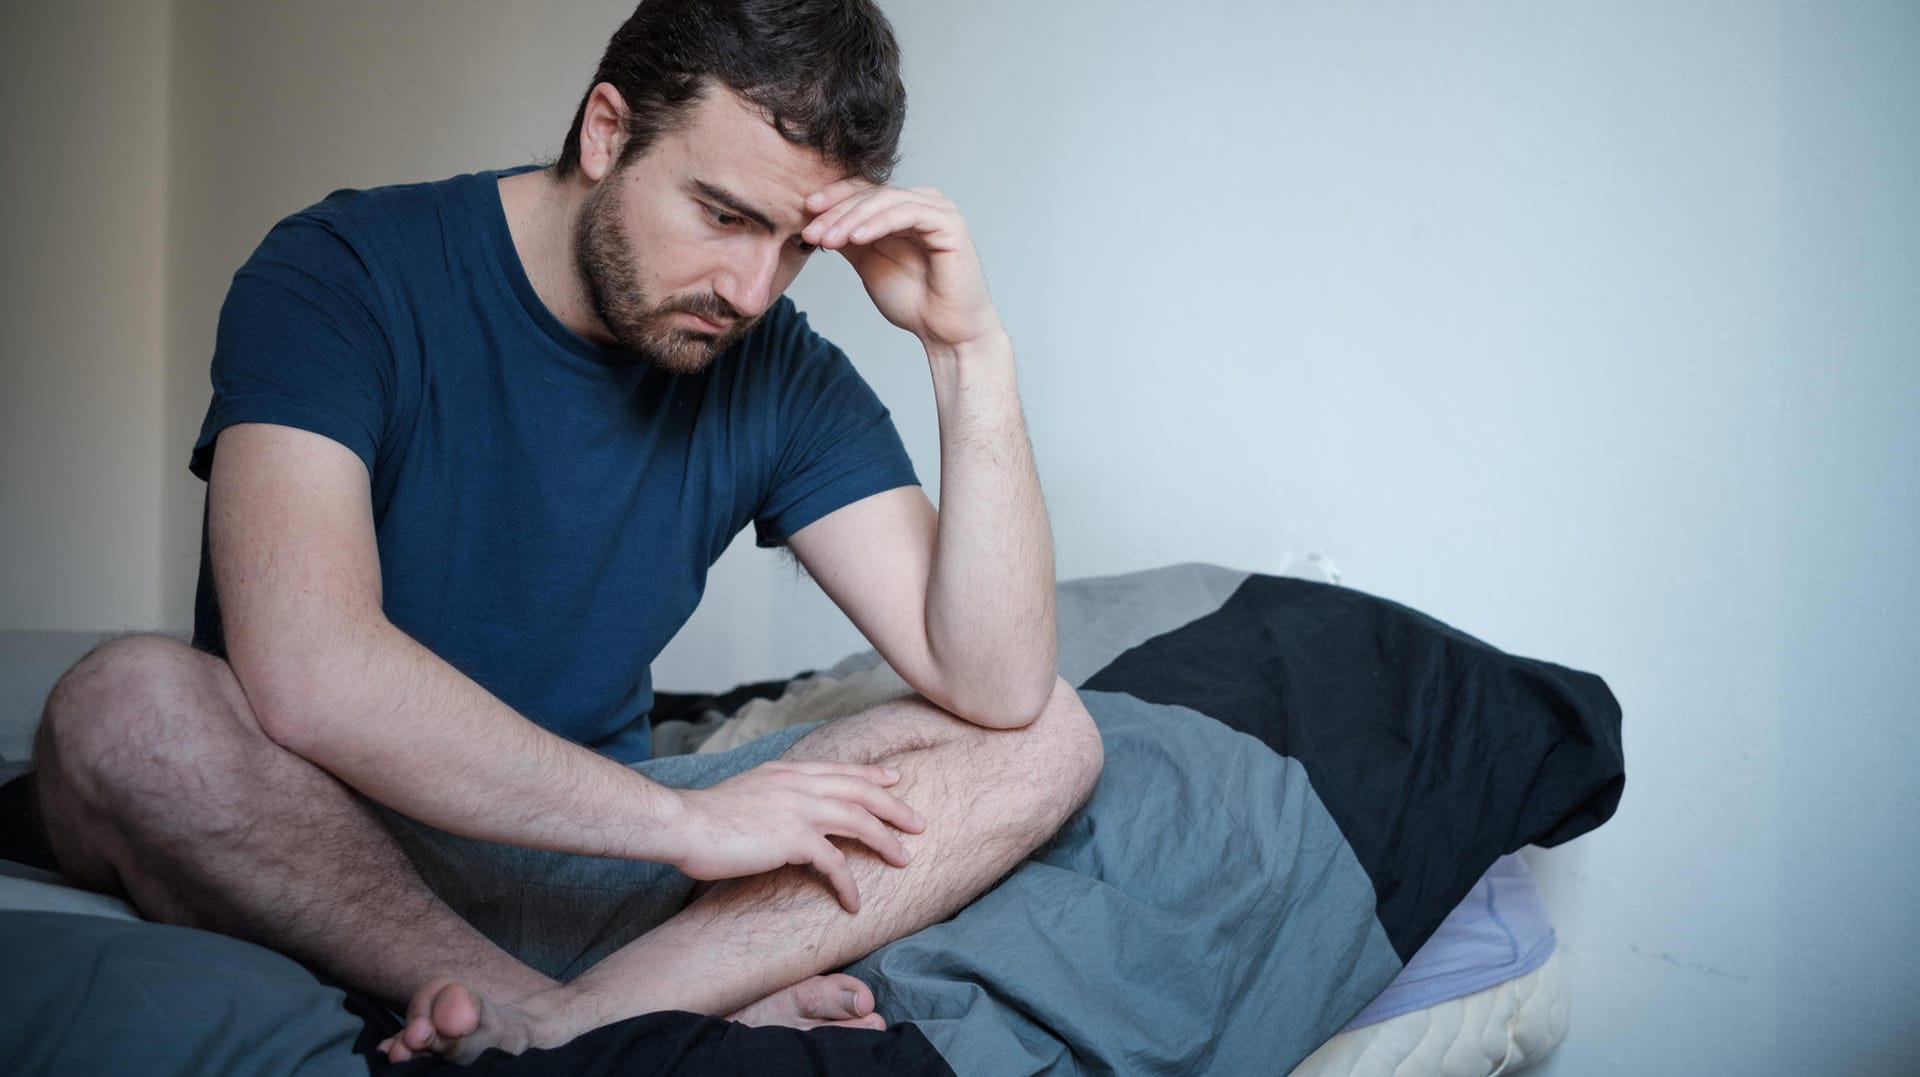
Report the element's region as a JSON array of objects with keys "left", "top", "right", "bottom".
[
  {"left": 227, "top": 636, "right": 368, "bottom": 763},
  {"left": 943, "top": 671, "right": 1074, "bottom": 731},
  {"left": 237, "top": 660, "right": 335, "bottom": 757}
]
